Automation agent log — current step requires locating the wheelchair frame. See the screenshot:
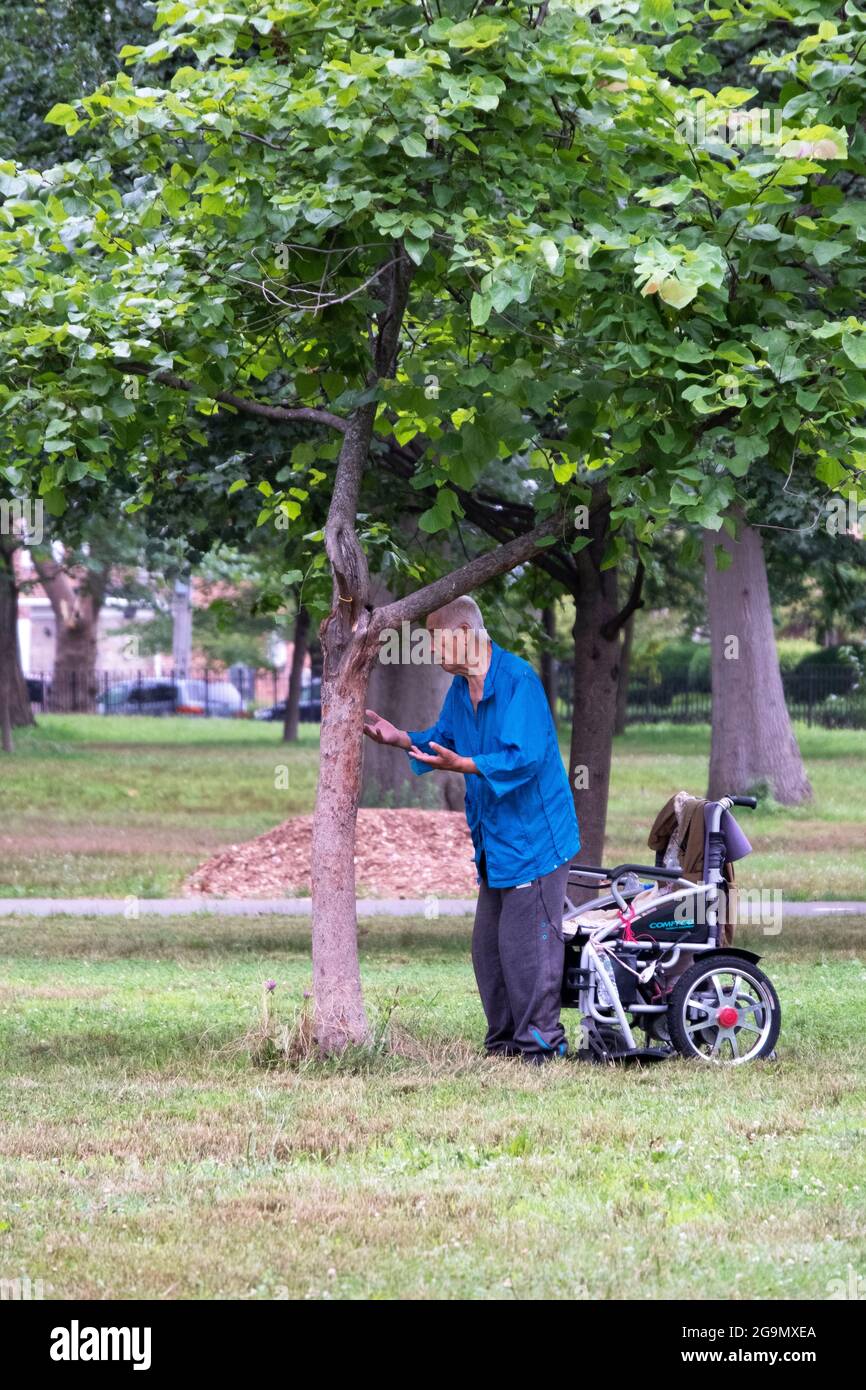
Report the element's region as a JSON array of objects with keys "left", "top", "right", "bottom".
[{"left": 560, "top": 796, "right": 780, "bottom": 1063}]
